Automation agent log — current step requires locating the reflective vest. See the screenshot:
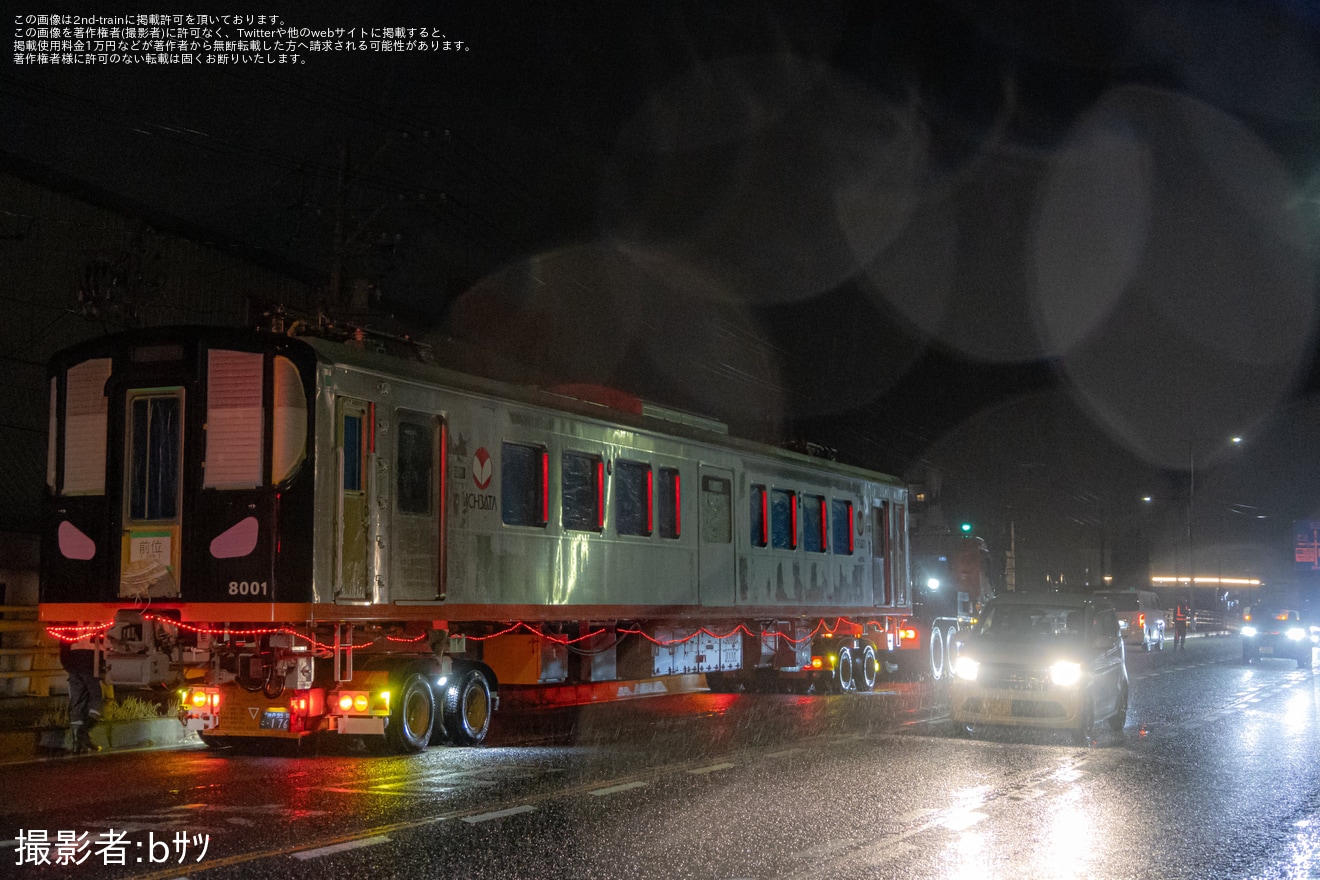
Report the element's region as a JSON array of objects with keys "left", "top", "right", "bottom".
[{"left": 1175, "top": 605, "right": 1188, "bottom": 622}]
